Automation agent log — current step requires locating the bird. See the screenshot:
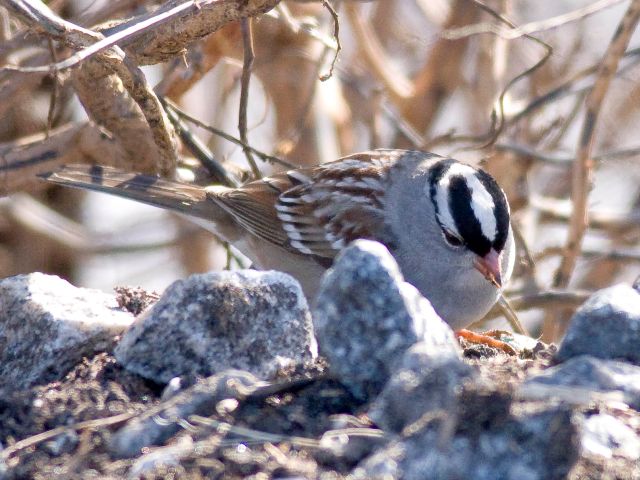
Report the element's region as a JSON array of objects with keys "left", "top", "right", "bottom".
[{"left": 41, "top": 149, "right": 516, "bottom": 330}]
